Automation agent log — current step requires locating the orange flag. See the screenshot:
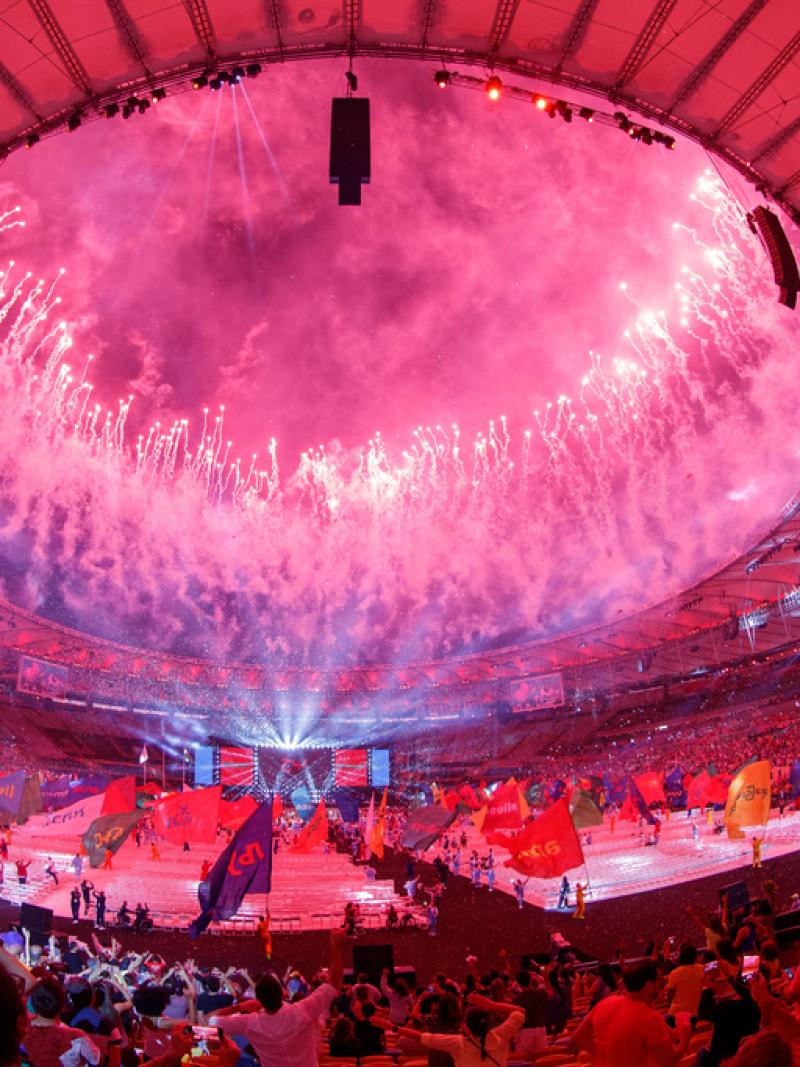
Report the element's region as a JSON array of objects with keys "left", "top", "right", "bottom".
[
  {"left": 291, "top": 799, "right": 328, "bottom": 853},
  {"left": 502, "top": 799, "right": 584, "bottom": 879},
  {"left": 370, "top": 788, "right": 388, "bottom": 859}
]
